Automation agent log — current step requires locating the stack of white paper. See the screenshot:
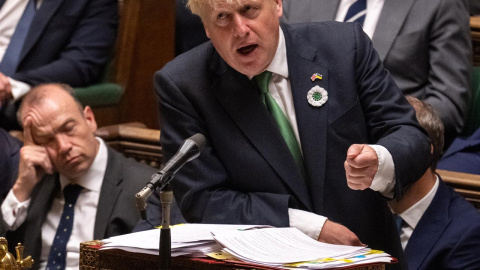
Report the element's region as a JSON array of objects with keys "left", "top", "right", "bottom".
[
  {"left": 101, "top": 224, "right": 394, "bottom": 269},
  {"left": 211, "top": 227, "right": 394, "bottom": 269},
  {"left": 101, "top": 223, "right": 270, "bottom": 257}
]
